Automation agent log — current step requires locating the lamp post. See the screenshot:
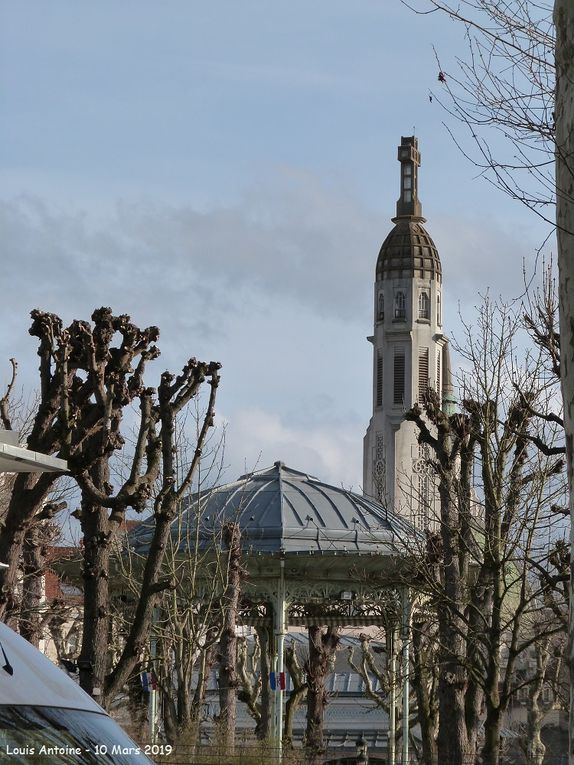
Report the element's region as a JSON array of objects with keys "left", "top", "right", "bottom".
[
  {"left": 271, "top": 555, "right": 286, "bottom": 761},
  {"left": 401, "top": 588, "right": 412, "bottom": 765}
]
